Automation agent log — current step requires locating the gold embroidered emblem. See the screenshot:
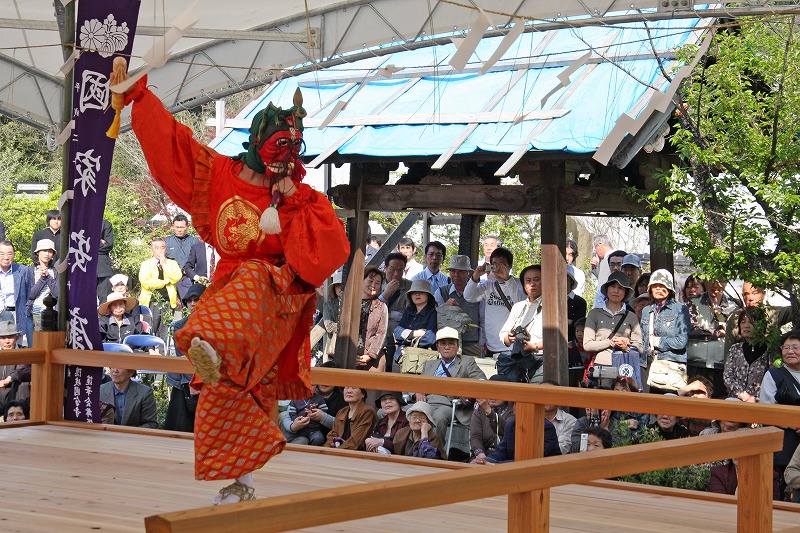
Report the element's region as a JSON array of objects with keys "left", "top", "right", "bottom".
[{"left": 216, "top": 197, "right": 265, "bottom": 254}]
